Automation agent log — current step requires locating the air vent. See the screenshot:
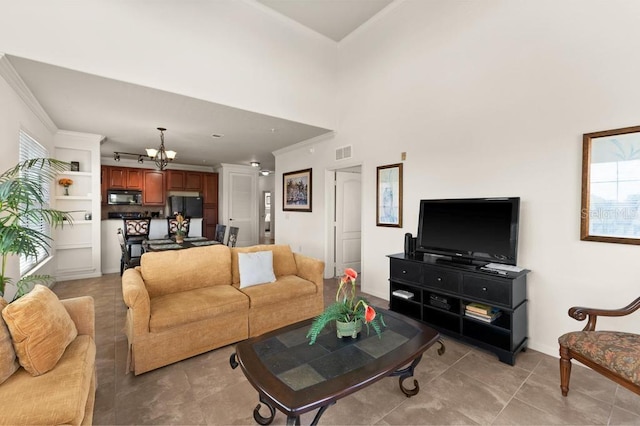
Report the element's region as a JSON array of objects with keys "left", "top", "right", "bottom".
[{"left": 335, "top": 145, "right": 353, "bottom": 161}]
